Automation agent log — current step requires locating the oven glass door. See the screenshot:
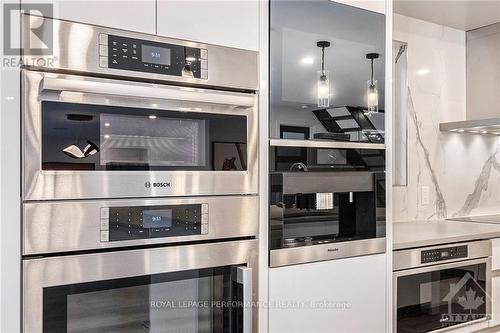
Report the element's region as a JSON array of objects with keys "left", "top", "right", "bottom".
[
  {"left": 41, "top": 101, "right": 247, "bottom": 172},
  {"left": 396, "top": 262, "right": 488, "bottom": 333},
  {"left": 42, "top": 266, "right": 246, "bottom": 333}
]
